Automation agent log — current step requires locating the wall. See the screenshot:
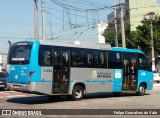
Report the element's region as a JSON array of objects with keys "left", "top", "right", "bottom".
[{"left": 0, "top": 53, "right": 7, "bottom": 72}]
